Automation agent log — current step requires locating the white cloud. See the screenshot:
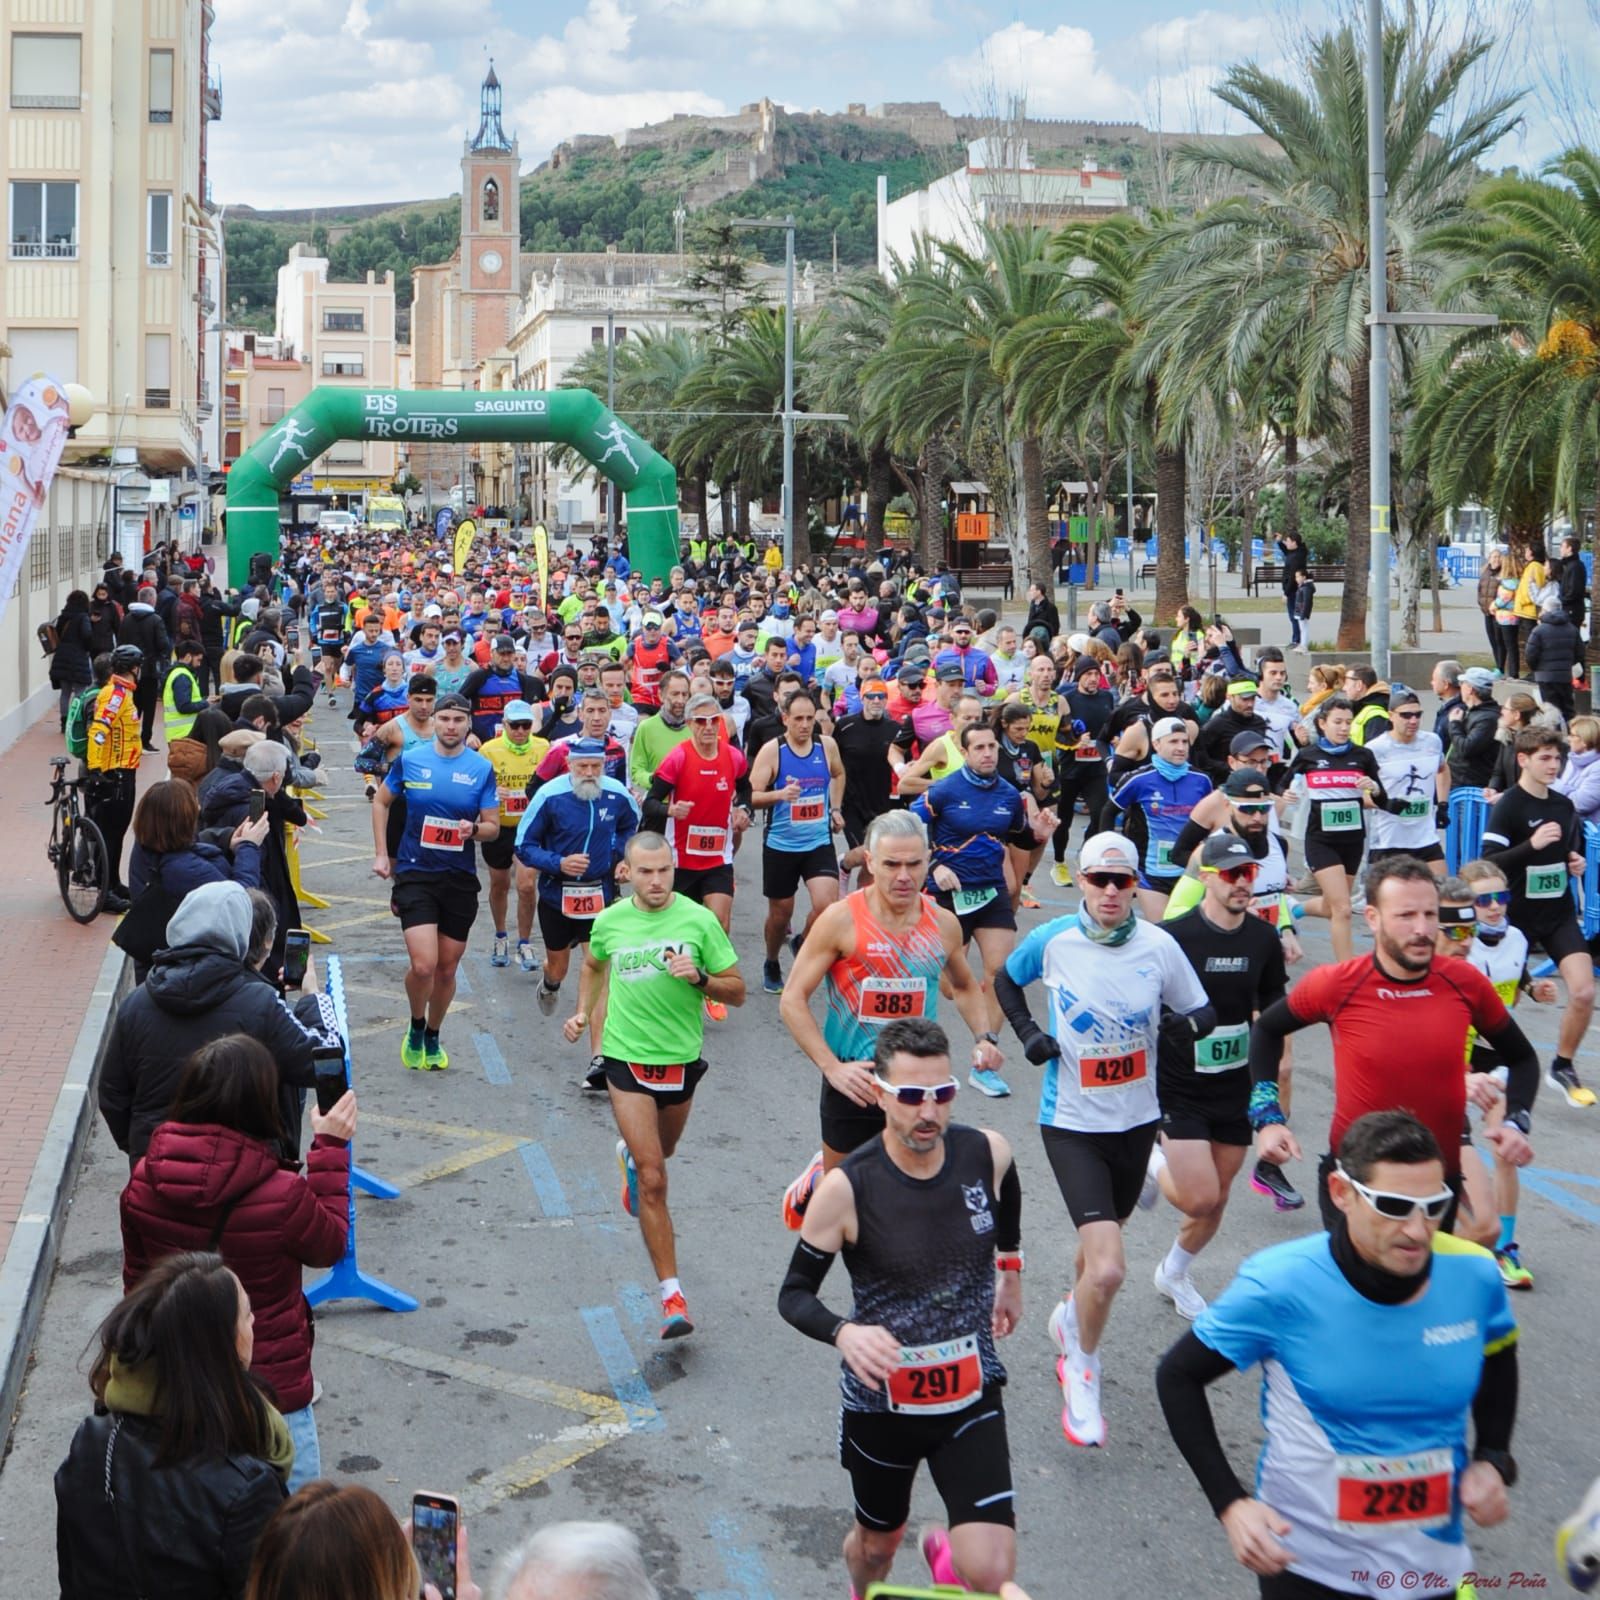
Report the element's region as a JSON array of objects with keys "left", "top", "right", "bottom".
[
  {"left": 515, "top": 86, "right": 727, "bottom": 162},
  {"left": 1137, "top": 9, "right": 1266, "bottom": 65},
  {"left": 945, "top": 22, "right": 1142, "bottom": 120},
  {"left": 648, "top": 0, "right": 925, "bottom": 35}
]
